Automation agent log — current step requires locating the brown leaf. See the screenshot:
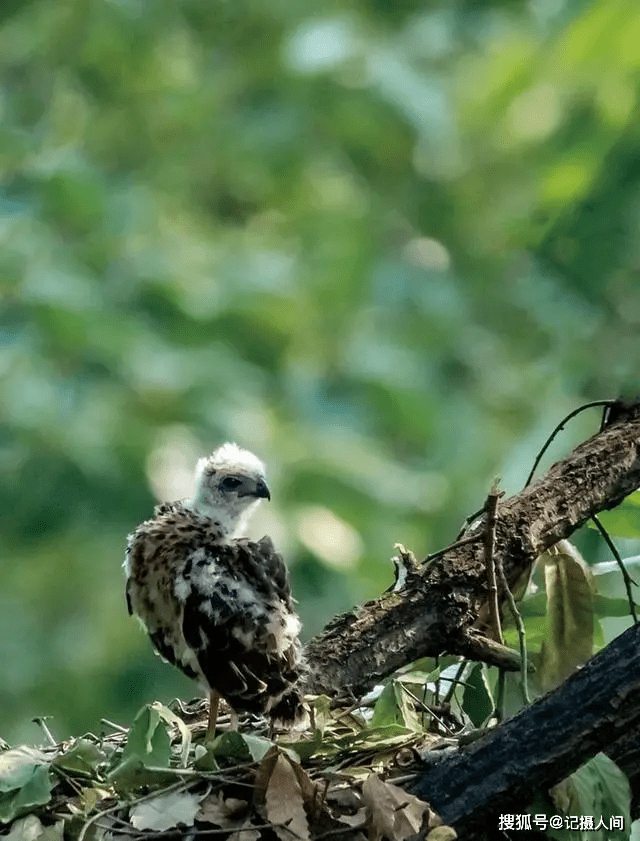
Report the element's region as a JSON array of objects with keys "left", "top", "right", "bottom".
[
  {"left": 264, "top": 753, "right": 310, "bottom": 841},
  {"left": 198, "top": 791, "right": 249, "bottom": 826},
  {"left": 362, "top": 774, "right": 435, "bottom": 841},
  {"left": 539, "top": 541, "right": 595, "bottom": 690},
  {"left": 254, "top": 745, "right": 280, "bottom": 806},
  {"left": 340, "top": 807, "right": 367, "bottom": 828},
  {"left": 288, "top": 756, "right": 321, "bottom": 817},
  {"left": 426, "top": 827, "right": 457, "bottom": 841},
  {"left": 229, "top": 820, "right": 262, "bottom": 841},
  {"left": 326, "top": 783, "right": 364, "bottom": 812}
]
